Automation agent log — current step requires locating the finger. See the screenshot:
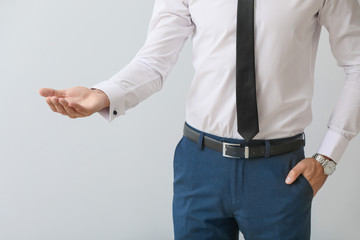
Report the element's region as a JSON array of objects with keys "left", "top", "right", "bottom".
[
  {"left": 50, "top": 96, "right": 67, "bottom": 115},
  {"left": 285, "top": 161, "right": 307, "bottom": 184},
  {"left": 58, "top": 98, "right": 82, "bottom": 118},
  {"left": 39, "top": 88, "right": 66, "bottom": 98},
  {"left": 46, "top": 97, "right": 57, "bottom": 112}
]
